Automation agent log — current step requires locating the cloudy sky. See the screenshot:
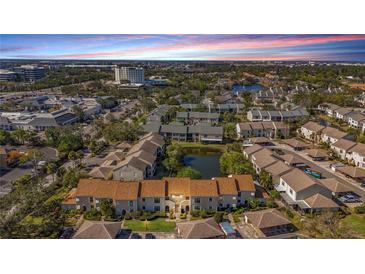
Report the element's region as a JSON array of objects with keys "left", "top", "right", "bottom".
[{"left": 1, "top": 34, "right": 365, "bottom": 61}]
